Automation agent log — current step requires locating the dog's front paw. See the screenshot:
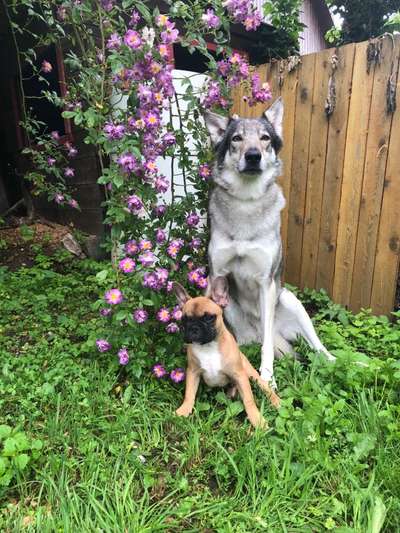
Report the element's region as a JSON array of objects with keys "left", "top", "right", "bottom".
[
  {"left": 260, "top": 368, "right": 277, "bottom": 390},
  {"left": 176, "top": 403, "right": 193, "bottom": 417}
]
